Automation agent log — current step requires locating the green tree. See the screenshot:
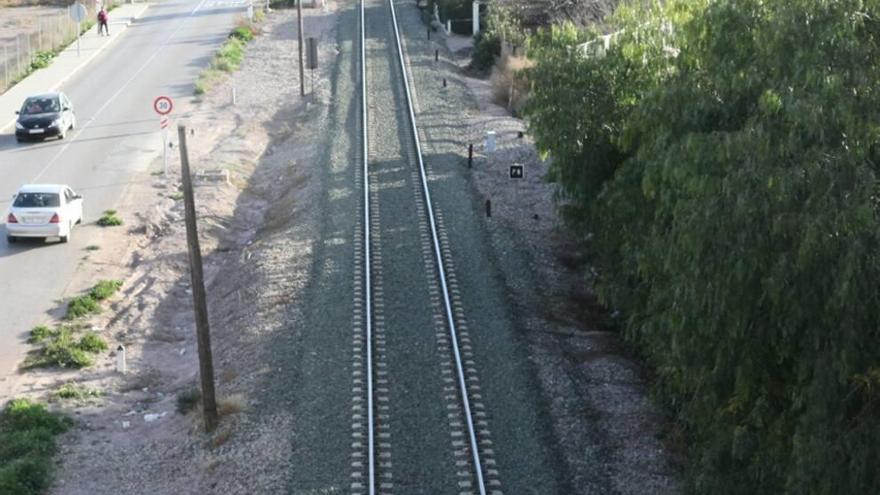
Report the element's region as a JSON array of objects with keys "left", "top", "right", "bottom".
[{"left": 525, "top": 0, "right": 880, "bottom": 492}]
